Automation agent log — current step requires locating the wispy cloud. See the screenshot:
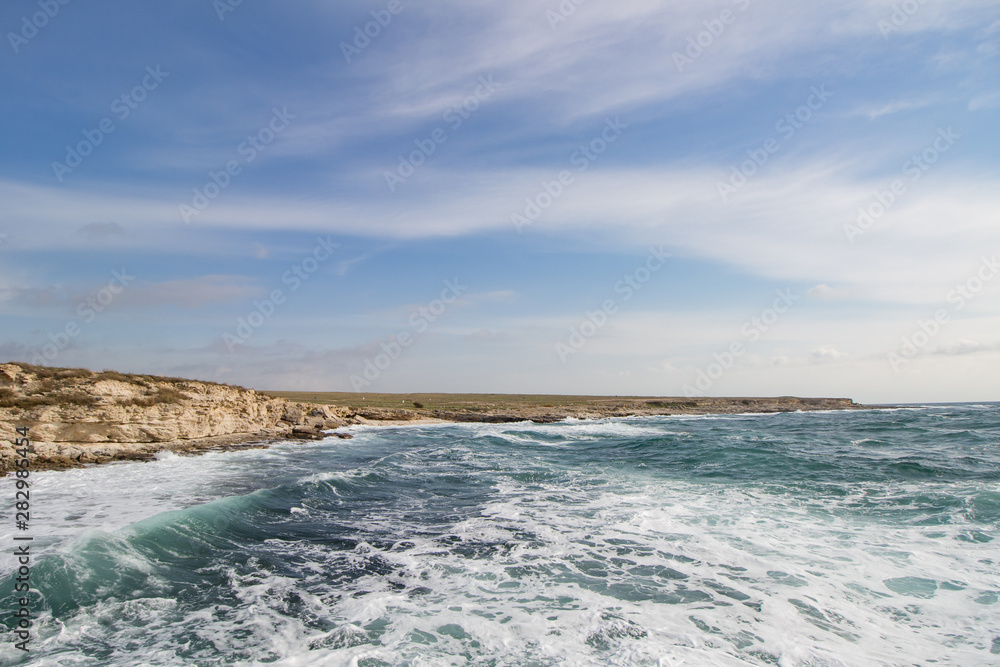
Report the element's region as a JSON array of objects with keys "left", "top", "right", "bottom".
[{"left": 2, "top": 0, "right": 998, "bottom": 401}]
